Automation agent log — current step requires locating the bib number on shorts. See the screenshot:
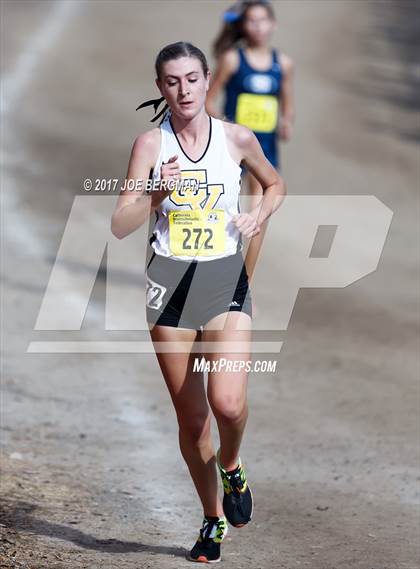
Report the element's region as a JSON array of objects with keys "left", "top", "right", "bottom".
[
  {"left": 235, "top": 93, "right": 278, "bottom": 133},
  {"left": 146, "top": 276, "right": 167, "bottom": 310},
  {"left": 168, "top": 209, "right": 225, "bottom": 257}
]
